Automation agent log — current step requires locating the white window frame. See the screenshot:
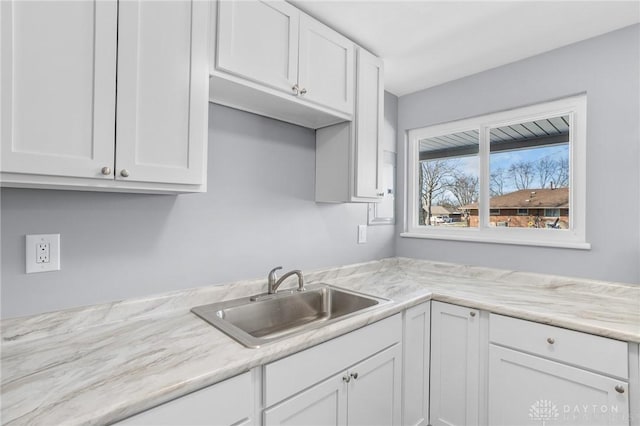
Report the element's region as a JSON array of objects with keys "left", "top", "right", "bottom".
[{"left": 402, "top": 94, "right": 589, "bottom": 249}]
